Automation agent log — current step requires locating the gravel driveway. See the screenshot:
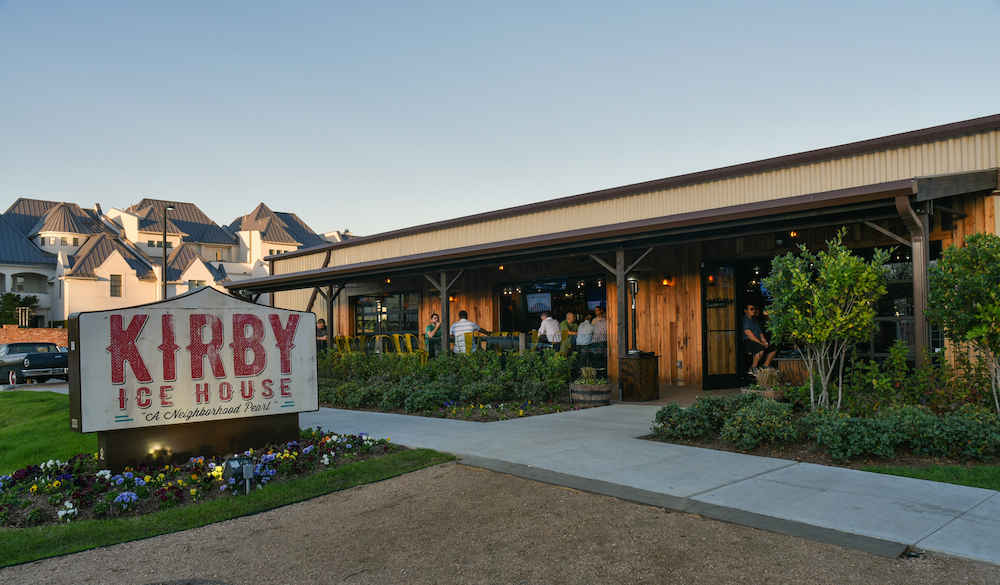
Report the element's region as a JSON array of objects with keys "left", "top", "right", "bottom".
[{"left": 2, "top": 461, "right": 998, "bottom": 584}]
